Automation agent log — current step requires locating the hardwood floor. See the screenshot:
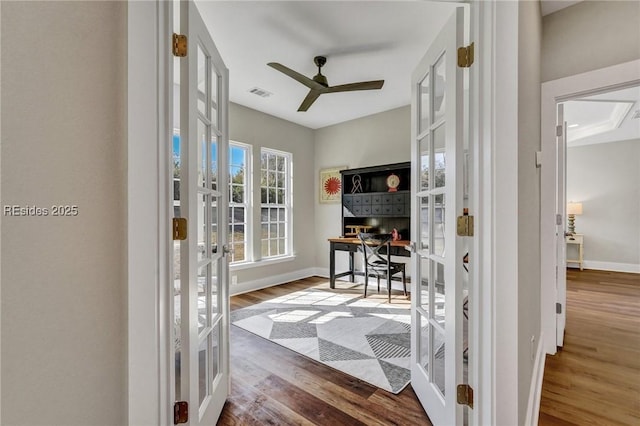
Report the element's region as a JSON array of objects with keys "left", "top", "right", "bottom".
[
  {"left": 539, "top": 269, "right": 640, "bottom": 426},
  {"left": 218, "top": 276, "right": 432, "bottom": 426}
]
